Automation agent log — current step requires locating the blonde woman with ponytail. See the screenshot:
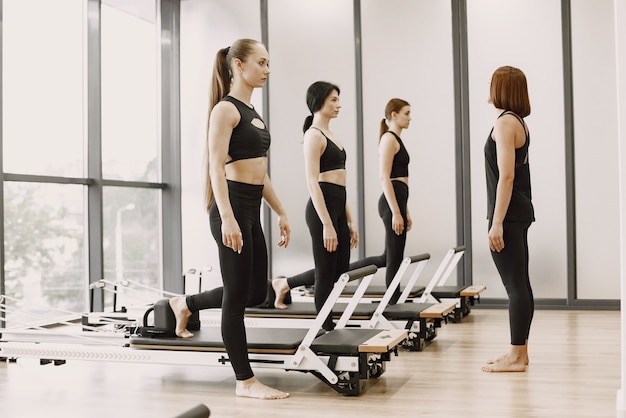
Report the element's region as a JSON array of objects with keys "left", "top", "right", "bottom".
[
  {"left": 377, "top": 98, "right": 412, "bottom": 304},
  {"left": 169, "top": 39, "right": 290, "bottom": 399}
]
